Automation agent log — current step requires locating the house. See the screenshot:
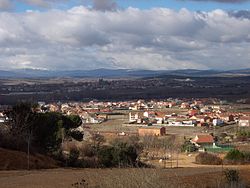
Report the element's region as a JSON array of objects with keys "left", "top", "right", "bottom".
[
  {"left": 0, "top": 112, "right": 6, "bottom": 123},
  {"left": 200, "top": 107, "right": 212, "bottom": 113},
  {"left": 129, "top": 112, "right": 145, "bottom": 123},
  {"left": 191, "top": 115, "right": 213, "bottom": 126},
  {"left": 238, "top": 116, "right": 250, "bottom": 127},
  {"left": 49, "top": 104, "right": 60, "bottom": 112},
  {"left": 138, "top": 127, "right": 166, "bottom": 136},
  {"left": 218, "top": 113, "right": 234, "bottom": 122},
  {"left": 181, "top": 102, "right": 190, "bottom": 109},
  {"left": 188, "top": 109, "right": 199, "bottom": 116},
  {"left": 182, "top": 120, "right": 195, "bottom": 126},
  {"left": 155, "top": 112, "right": 167, "bottom": 124},
  {"left": 212, "top": 118, "right": 224, "bottom": 126},
  {"left": 96, "top": 114, "right": 108, "bottom": 121},
  {"left": 80, "top": 112, "right": 103, "bottom": 124},
  {"left": 191, "top": 134, "right": 214, "bottom": 147}
]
